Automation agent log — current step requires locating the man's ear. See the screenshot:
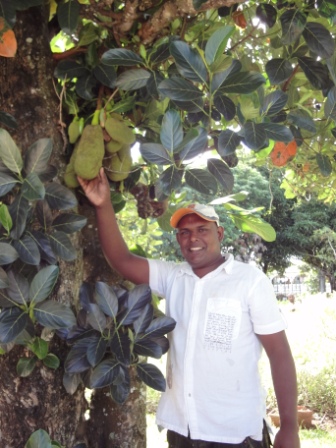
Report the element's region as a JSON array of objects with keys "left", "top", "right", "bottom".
[{"left": 217, "top": 226, "right": 224, "bottom": 241}]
